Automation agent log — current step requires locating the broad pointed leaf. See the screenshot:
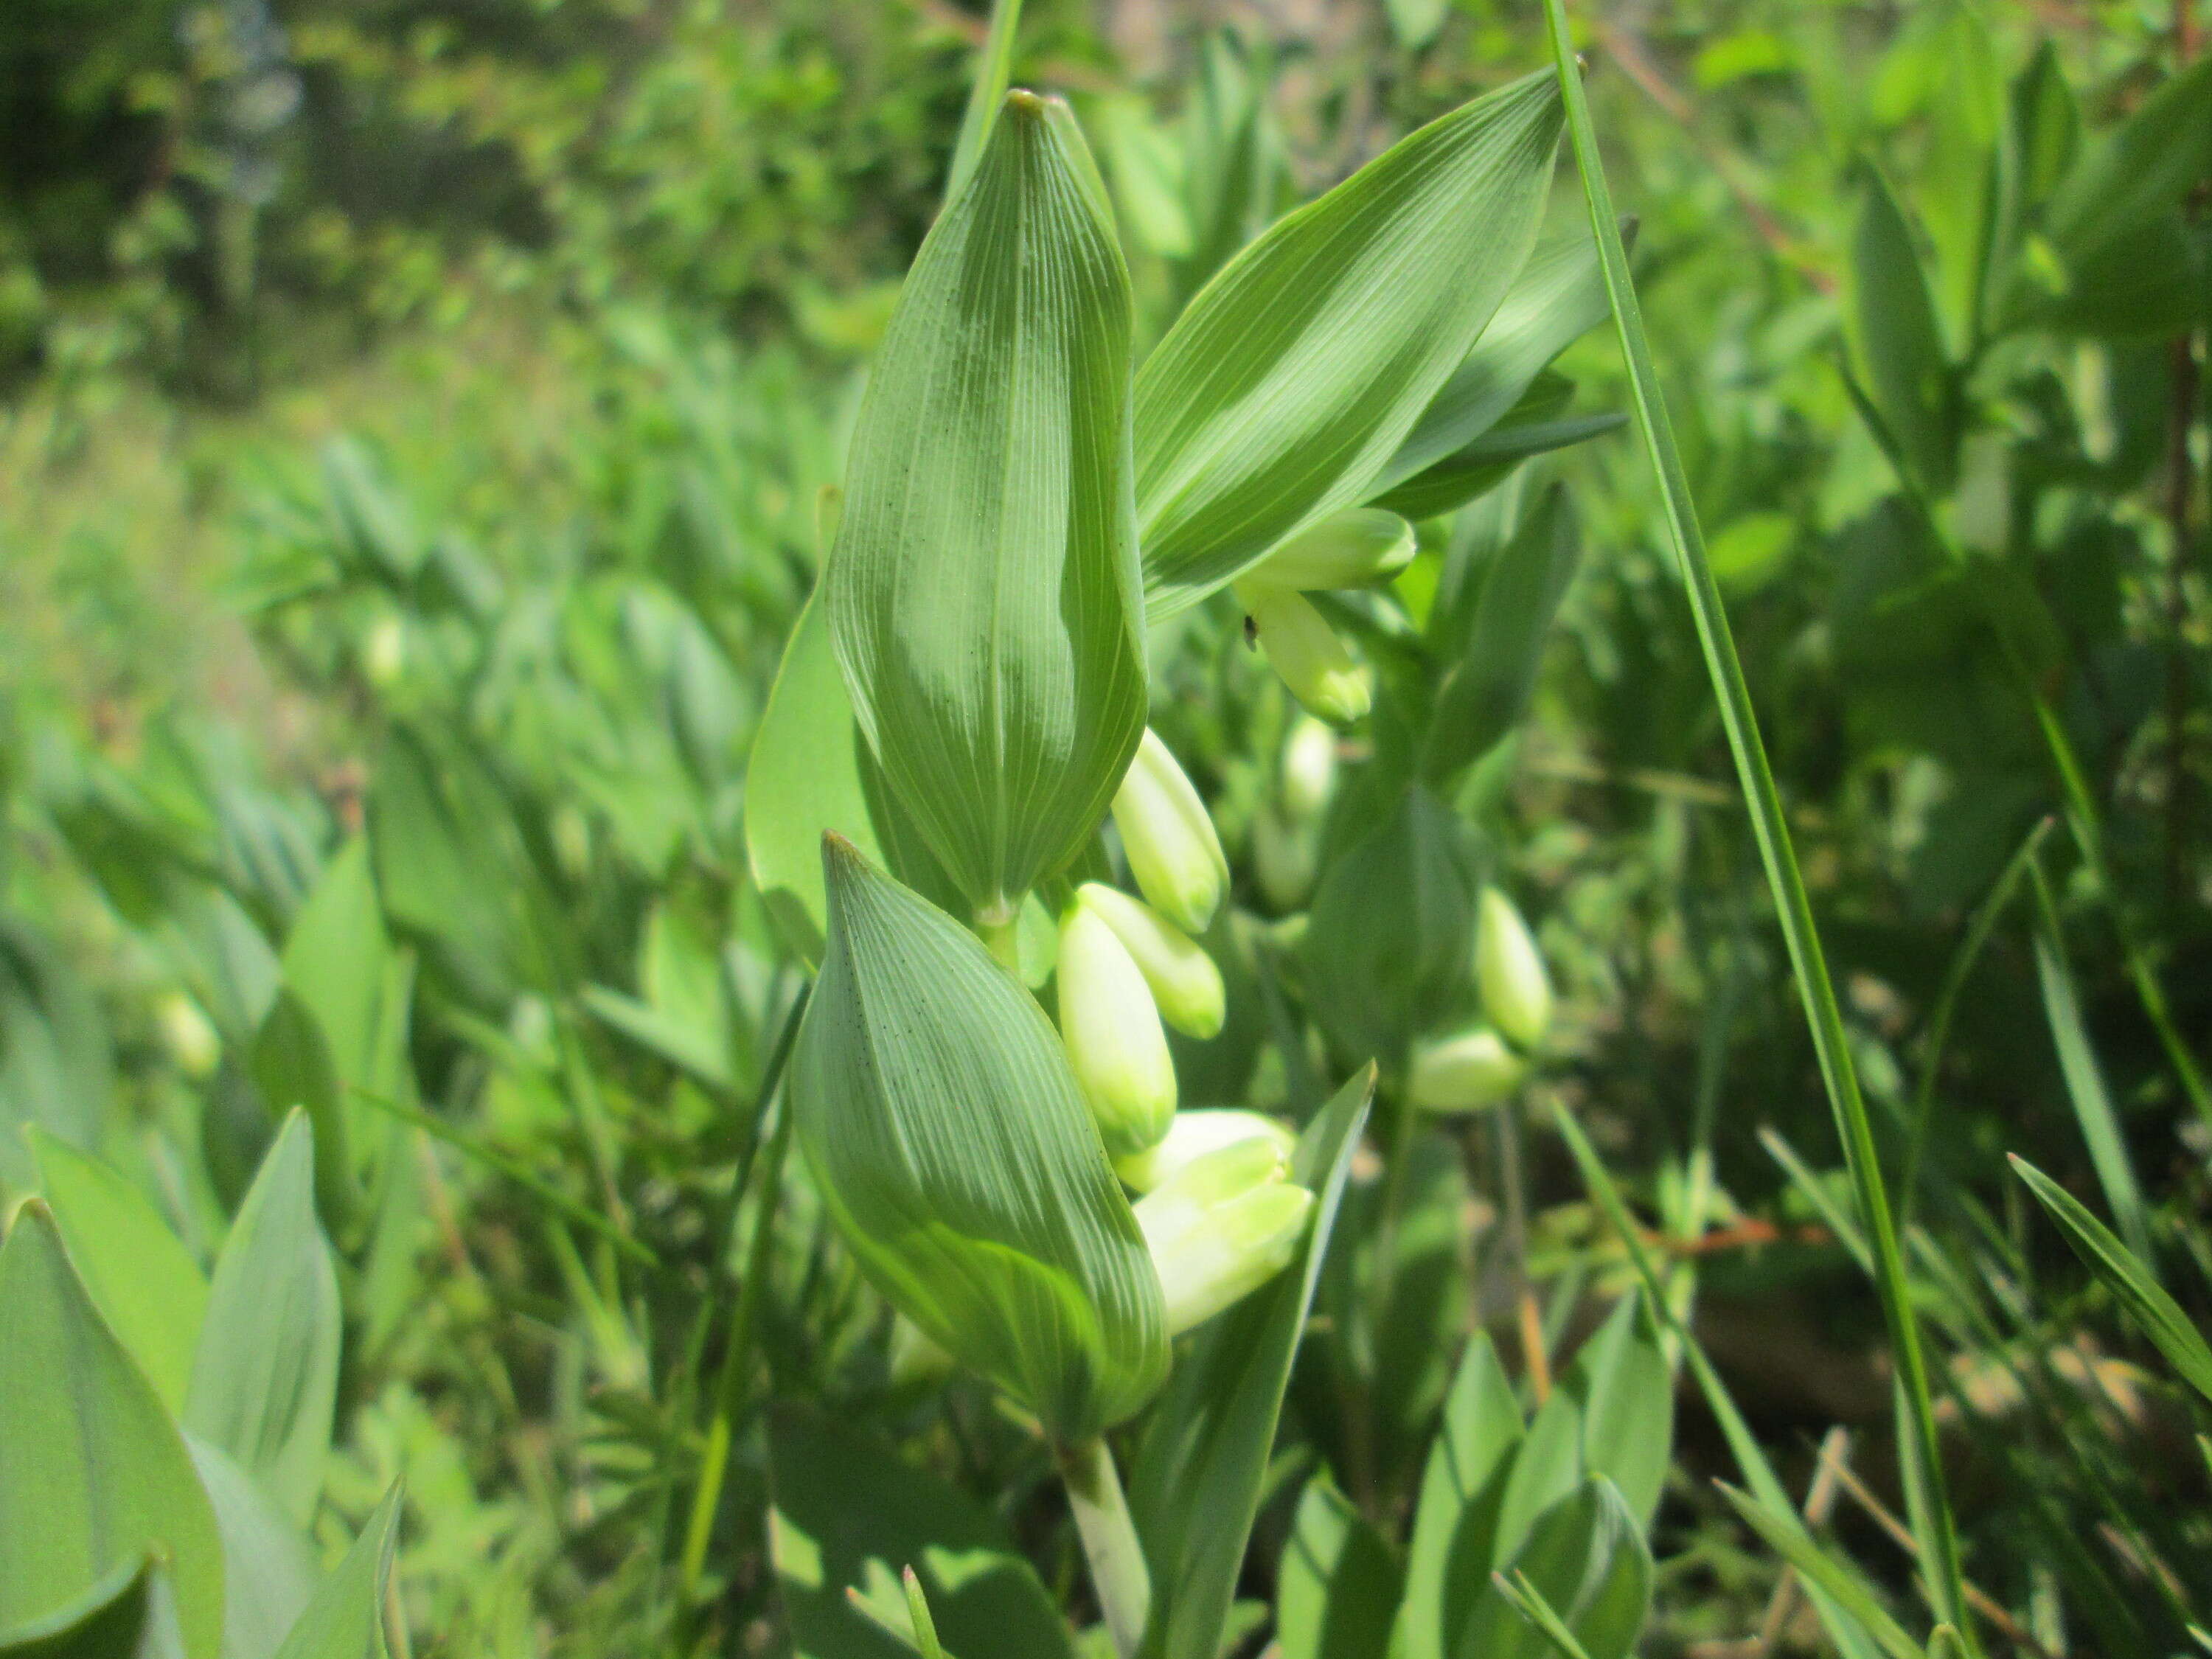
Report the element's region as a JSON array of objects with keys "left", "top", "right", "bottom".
[
  {"left": 828, "top": 90, "right": 1146, "bottom": 920},
  {"left": 1848, "top": 165, "right": 1954, "bottom": 495},
  {"left": 790, "top": 838, "right": 1166, "bottom": 1441},
  {"left": 1276, "top": 1478, "right": 1400, "bottom": 1659},
  {"left": 1461, "top": 1479, "right": 1651, "bottom": 1659},
  {"left": 268, "top": 1487, "right": 402, "bottom": 1659},
  {"left": 29, "top": 1130, "right": 208, "bottom": 1416},
  {"left": 0, "top": 1558, "right": 188, "bottom": 1659},
  {"left": 1395, "top": 1335, "right": 1523, "bottom": 1659},
  {"left": 0, "top": 1205, "right": 224, "bottom": 1659},
  {"left": 1136, "top": 70, "right": 1563, "bottom": 617},
  {"left": 184, "top": 1112, "right": 342, "bottom": 1528},
  {"left": 184, "top": 1436, "right": 318, "bottom": 1659}
]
